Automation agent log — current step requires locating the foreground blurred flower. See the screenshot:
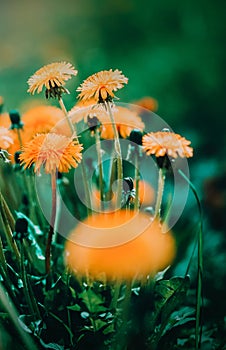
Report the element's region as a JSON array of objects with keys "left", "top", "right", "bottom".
[
  {"left": 0, "top": 127, "right": 13, "bottom": 149},
  {"left": 64, "top": 210, "right": 175, "bottom": 280},
  {"left": 142, "top": 131, "right": 193, "bottom": 159},
  {"left": 19, "top": 133, "right": 83, "bottom": 174},
  {"left": 77, "top": 69, "right": 128, "bottom": 103},
  {"left": 27, "top": 62, "right": 78, "bottom": 99}
]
